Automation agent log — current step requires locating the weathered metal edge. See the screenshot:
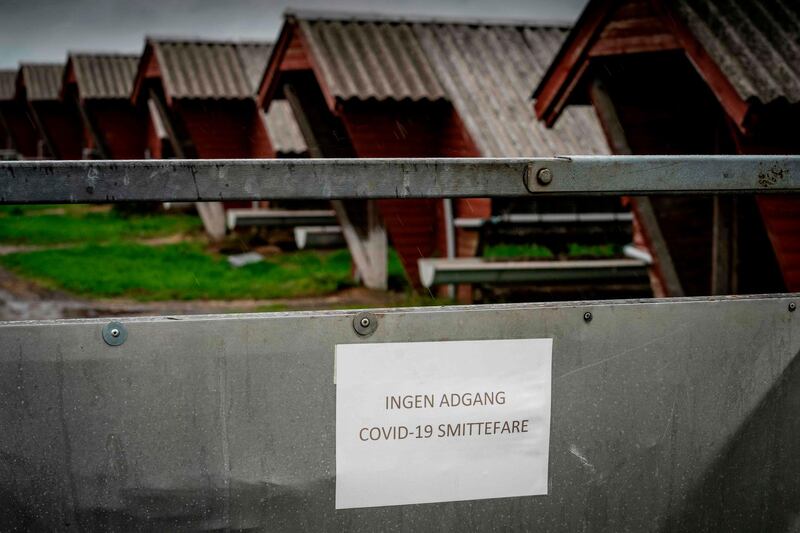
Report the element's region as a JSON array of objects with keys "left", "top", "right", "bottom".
[
  {"left": 0, "top": 156, "right": 798, "bottom": 203},
  {"left": 0, "top": 292, "right": 795, "bottom": 328}
]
